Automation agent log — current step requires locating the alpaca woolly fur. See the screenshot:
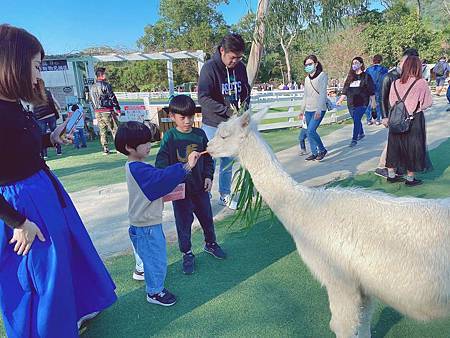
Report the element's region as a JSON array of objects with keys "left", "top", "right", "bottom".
[{"left": 206, "top": 109, "right": 450, "bottom": 338}]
